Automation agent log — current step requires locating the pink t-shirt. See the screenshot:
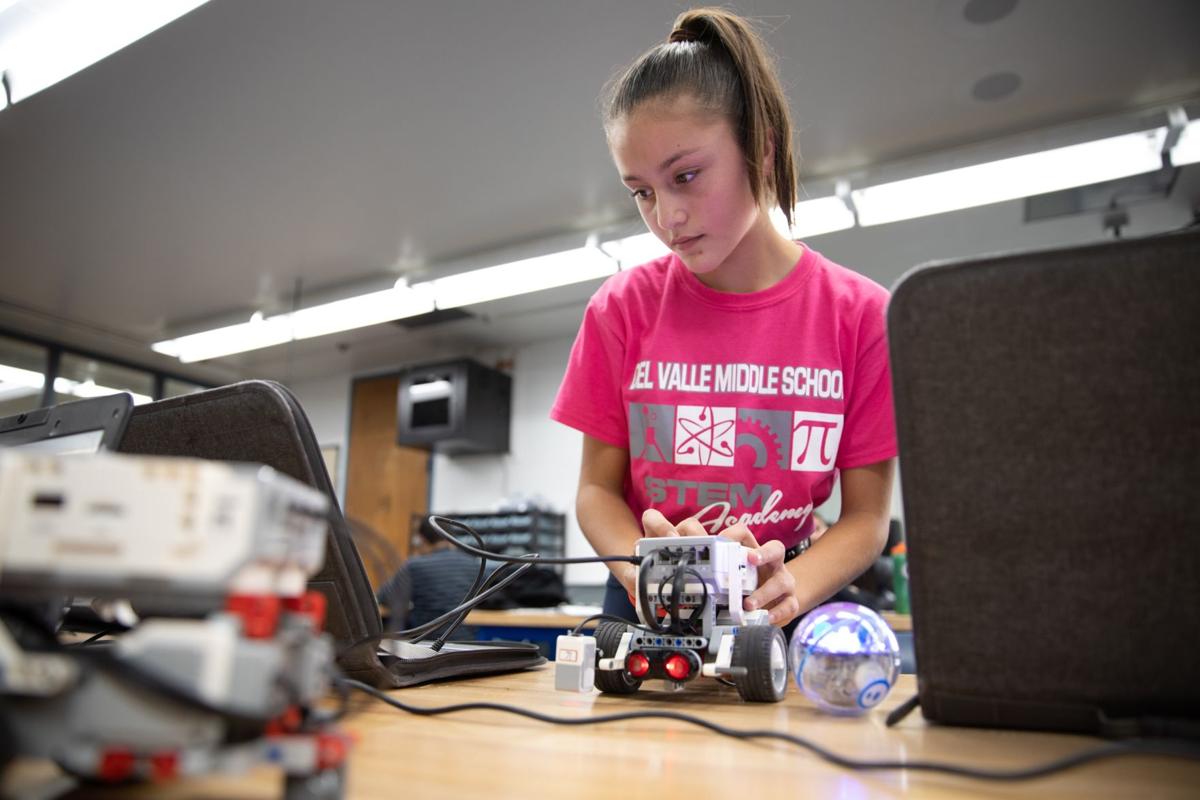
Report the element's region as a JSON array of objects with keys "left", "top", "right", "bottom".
[{"left": 551, "top": 245, "right": 897, "bottom": 549}]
